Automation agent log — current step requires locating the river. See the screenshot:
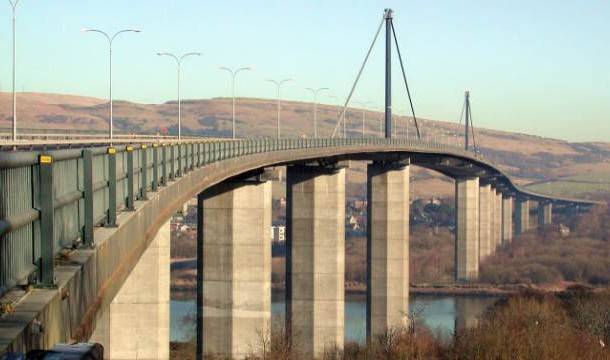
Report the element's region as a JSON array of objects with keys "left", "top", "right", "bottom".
[{"left": 171, "top": 293, "right": 501, "bottom": 343}]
